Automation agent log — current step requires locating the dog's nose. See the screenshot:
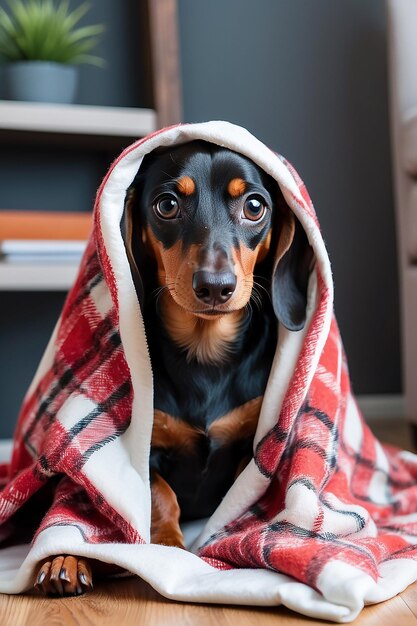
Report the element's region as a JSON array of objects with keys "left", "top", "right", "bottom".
[{"left": 192, "top": 270, "right": 237, "bottom": 305}]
